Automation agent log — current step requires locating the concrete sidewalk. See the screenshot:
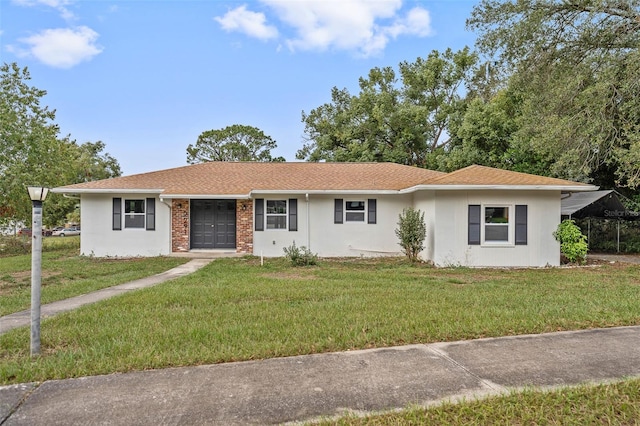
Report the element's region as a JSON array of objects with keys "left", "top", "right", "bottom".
[
  {"left": 0, "top": 258, "right": 213, "bottom": 335},
  {"left": 2, "top": 326, "right": 639, "bottom": 425}
]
